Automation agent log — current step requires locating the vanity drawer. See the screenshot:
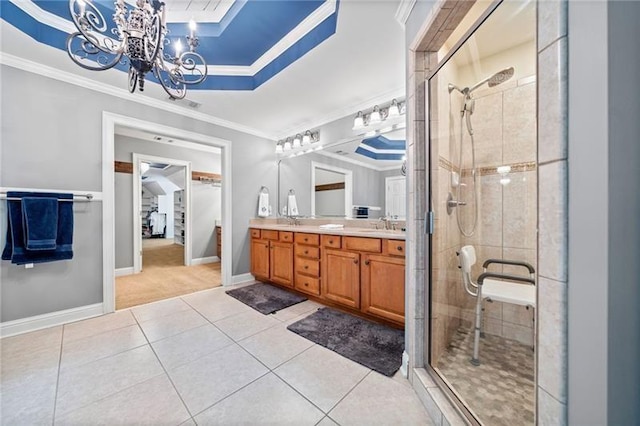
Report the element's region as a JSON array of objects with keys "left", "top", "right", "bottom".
[
  {"left": 250, "top": 229, "right": 261, "bottom": 239},
  {"left": 295, "top": 275, "right": 320, "bottom": 296},
  {"left": 295, "top": 233, "right": 320, "bottom": 245},
  {"left": 296, "top": 257, "right": 320, "bottom": 276},
  {"left": 279, "top": 231, "right": 294, "bottom": 242},
  {"left": 386, "top": 240, "right": 405, "bottom": 257},
  {"left": 295, "top": 244, "right": 320, "bottom": 259},
  {"left": 261, "top": 230, "right": 279, "bottom": 241},
  {"left": 321, "top": 235, "right": 341, "bottom": 248},
  {"left": 344, "top": 237, "right": 381, "bottom": 253}
]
